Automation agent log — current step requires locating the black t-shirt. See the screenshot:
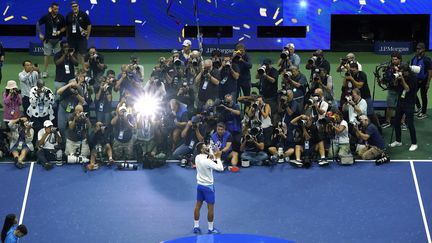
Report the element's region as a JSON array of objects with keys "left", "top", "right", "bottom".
[
  {"left": 0, "top": 42, "right": 4, "bottom": 57},
  {"left": 398, "top": 73, "right": 418, "bottom": 109},
  {"left": 198, "top": 68, "right": 221, "bottom": 102},
  {"left": 309, "top": 59, "right": 330, "bottom": 78},
  {"left": 233, "top": 53, "right": 252, "bottom": 83},
  {"left": 94, "top": 85, "right": 113, "bottom": 113},
  {"left": 54, "top": 51, "right": 77, "bottom": 83},
  {"left": 66, "top": 11, "right": 91, "bottom": 40},
  {"left": 353, "top": 71, "right": 371, "bottom": 99},
  {"left": 66, "top": 115, "right": 89, "bottom": 142},
  {"left": 243, "top": 133, "right": 264, "bottom": 152},
  {"left": 113, "top": 117, "right": 134, "bottom": 142},
  {"left": 84, "top": 53, "right": 105, "bottom": 78},
  {"left": 90, "top": 129, "right": 111, "bottom": 149},
  {"left": 219, "top": 64, "right": 240, "bottom": 98},
  {"left": 38, "top": 13, "right": 66, "bottom": 40},
  {"left": 259, "top": 67, "right": 279, "bottom": 99}
]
